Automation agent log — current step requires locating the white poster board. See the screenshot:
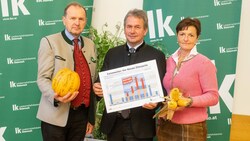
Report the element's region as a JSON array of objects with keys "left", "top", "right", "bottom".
[{"left": 99, "top": 60, "right": 164, "bottom": 113}]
